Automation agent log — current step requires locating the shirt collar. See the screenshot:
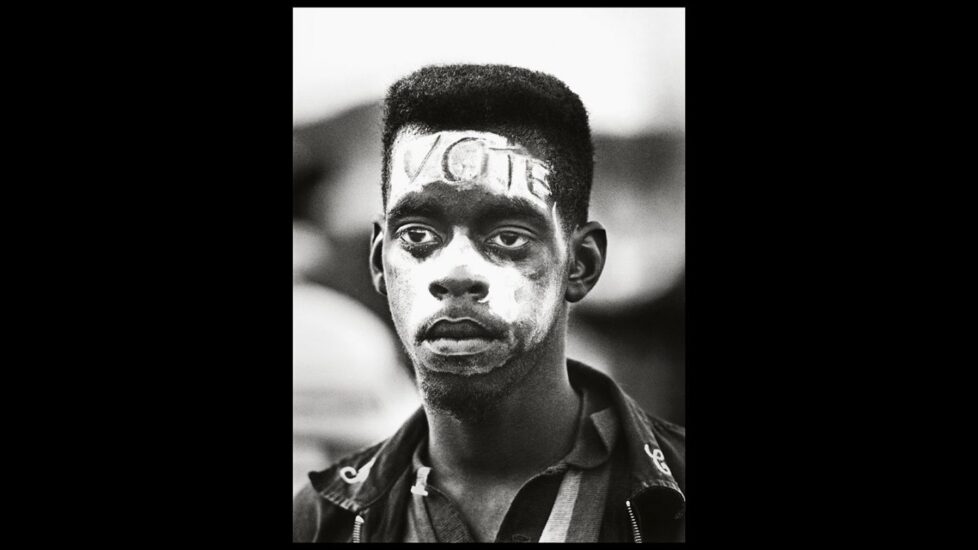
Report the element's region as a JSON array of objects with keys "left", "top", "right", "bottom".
[
  {"left": 560, "top": 389, "right": 620, "bottom": 470},
  {"left": 407, "top": 386, "right": 620, "bottom": 481},
  {"left": 312, "top": 360, "right": 683, "bottom": 518}
]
